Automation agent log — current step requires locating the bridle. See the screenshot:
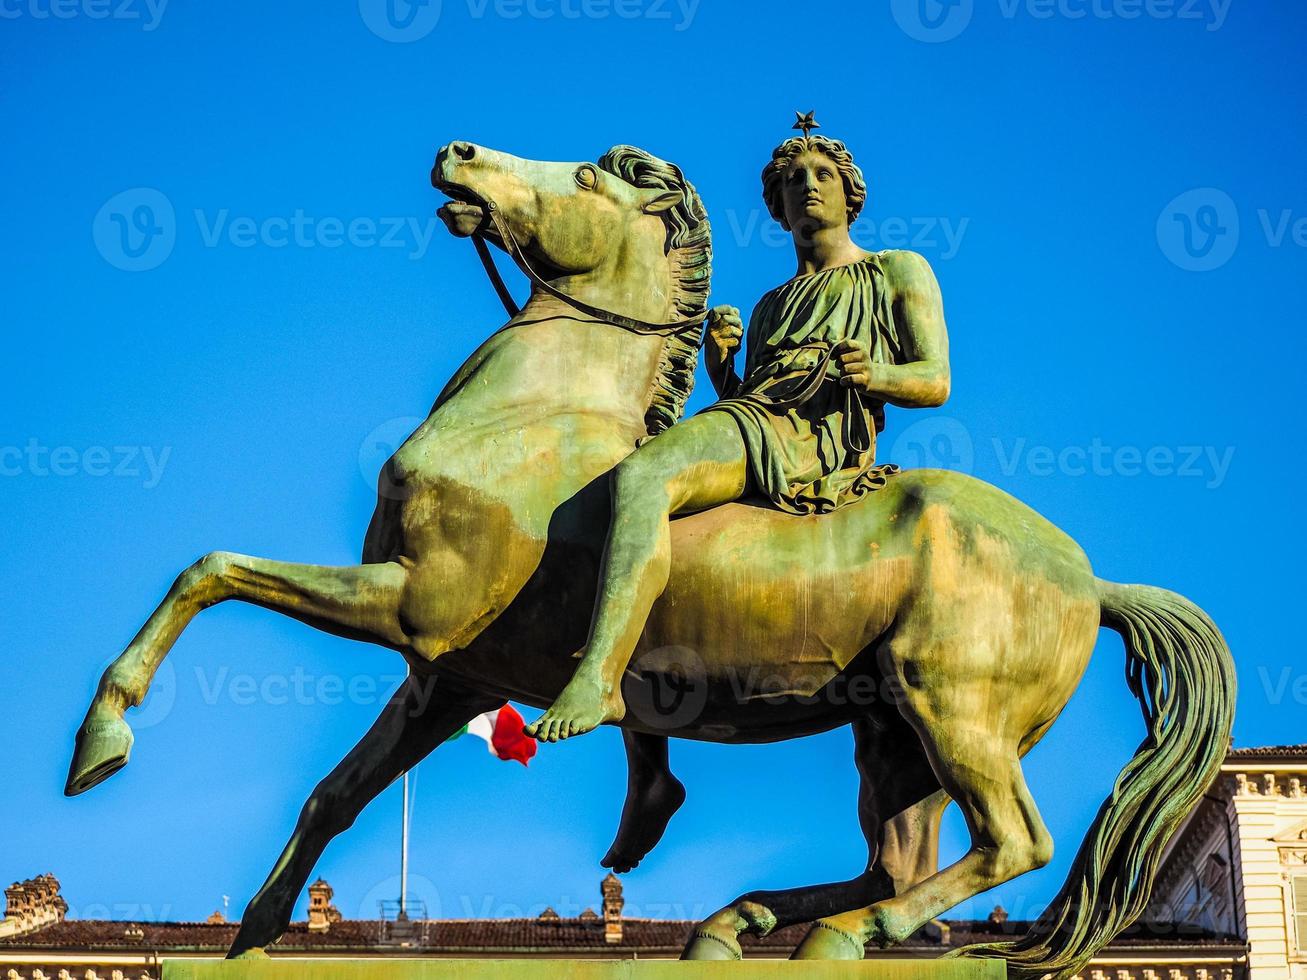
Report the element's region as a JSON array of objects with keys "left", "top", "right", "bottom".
[
  {"left": 470, "top": 200, "right": 707, "bottom": 337},
  {"left": 466, "top": 199, "right": 868, "bottom": 453}
]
